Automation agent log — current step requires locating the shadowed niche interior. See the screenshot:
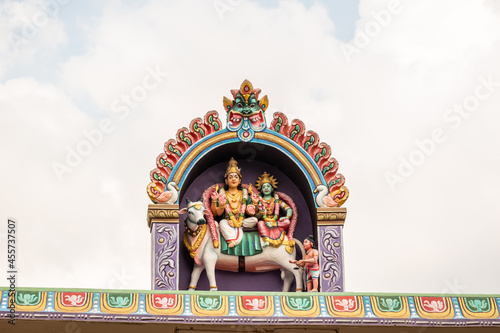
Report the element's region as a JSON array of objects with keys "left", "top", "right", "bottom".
[{"left": 178, "top": 142, "right": 317, "bottom": 291}]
